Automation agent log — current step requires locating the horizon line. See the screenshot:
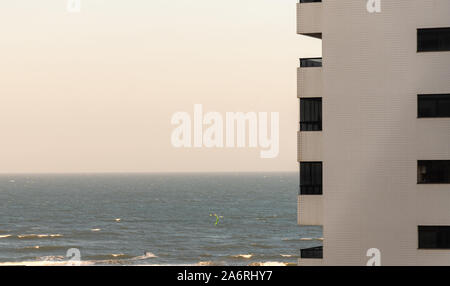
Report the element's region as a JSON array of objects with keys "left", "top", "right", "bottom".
[{"left": 0, "top": 171, "right": 297, "bottom": 176}]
